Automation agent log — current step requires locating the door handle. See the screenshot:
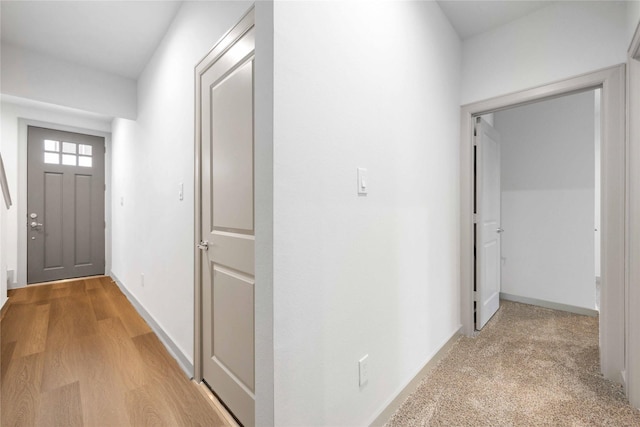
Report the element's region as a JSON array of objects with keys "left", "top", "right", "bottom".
[
  {"left": 197, "top": 240, "right": 209, "bottom": 251},
  {"left": 496, "top": 228, "right": 504, "bottom": 234},
  {"left": 30, "top": 221, "right": 43, "bottom": 229}
]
